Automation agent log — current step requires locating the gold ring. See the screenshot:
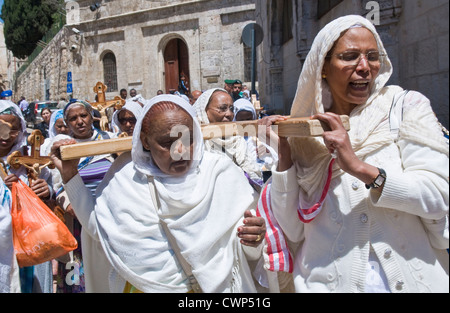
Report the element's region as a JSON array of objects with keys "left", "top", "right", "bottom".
[{"left": 256, "top": 234, "right": 262, "bottom": 242}]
